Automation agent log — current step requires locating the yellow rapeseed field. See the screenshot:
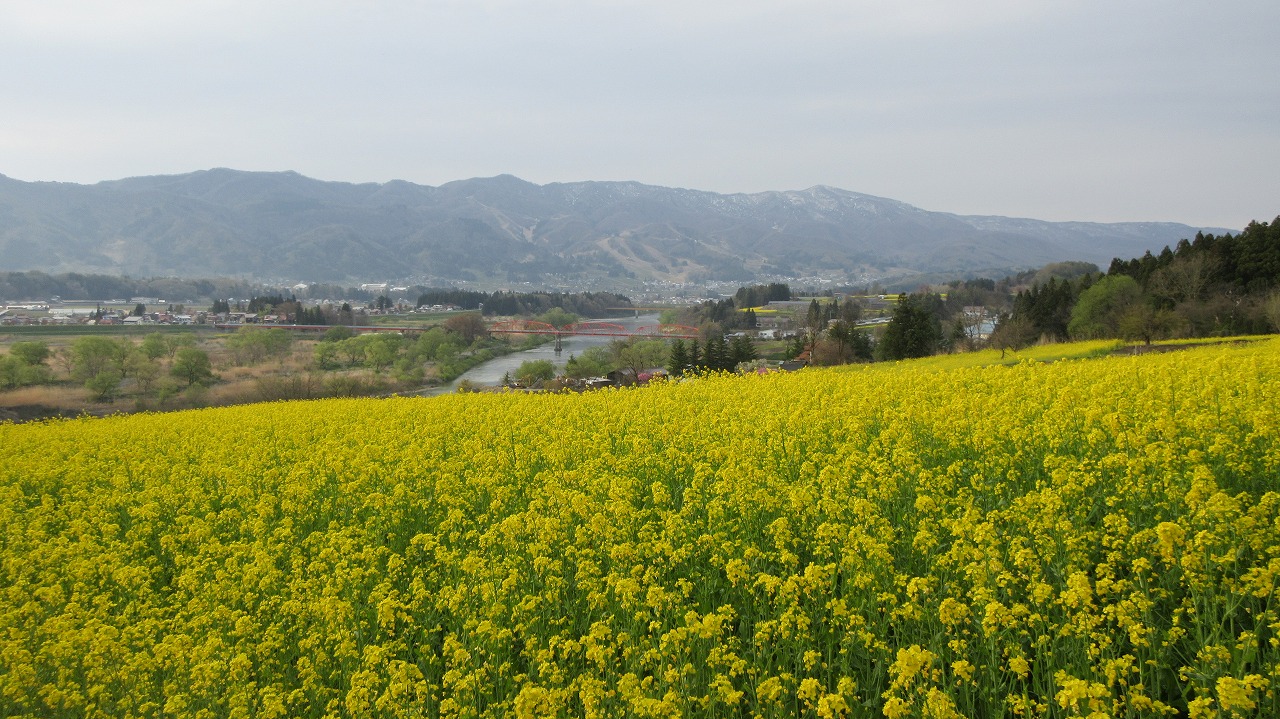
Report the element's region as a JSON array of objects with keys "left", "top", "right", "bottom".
[{"left": 2, "top": 340, "right": 1278, "bottom": 718}]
